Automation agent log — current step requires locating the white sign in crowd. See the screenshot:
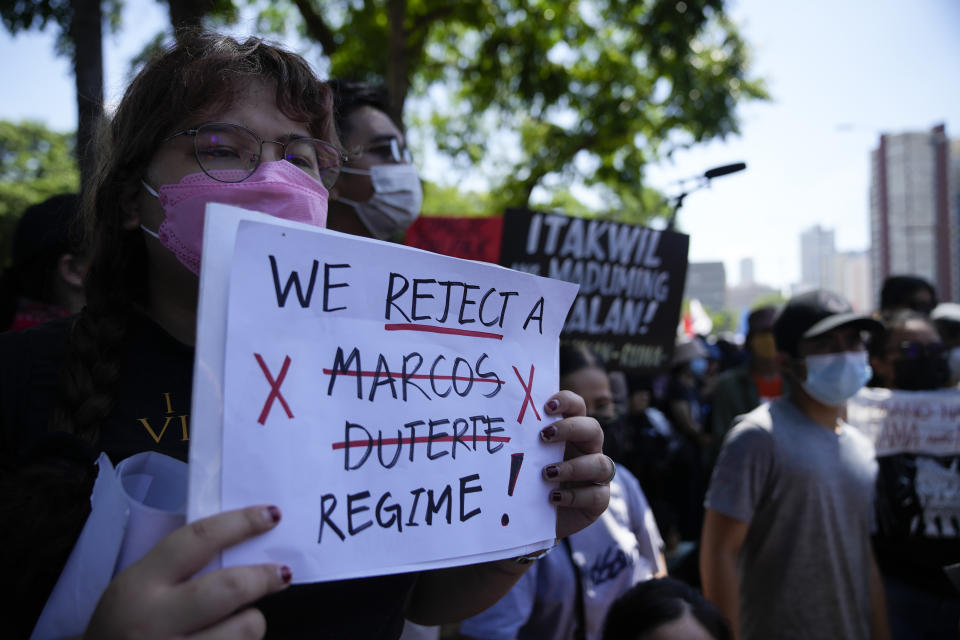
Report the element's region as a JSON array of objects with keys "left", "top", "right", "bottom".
[
  {"left": 847, "top": 387, "right": 960, "bottom": 457},
  {"left": 34, "top": 207, "right": 579, "bottom": 635},
  {"left": 190, "top": 206, "right": 579, "bottom": 583}
]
